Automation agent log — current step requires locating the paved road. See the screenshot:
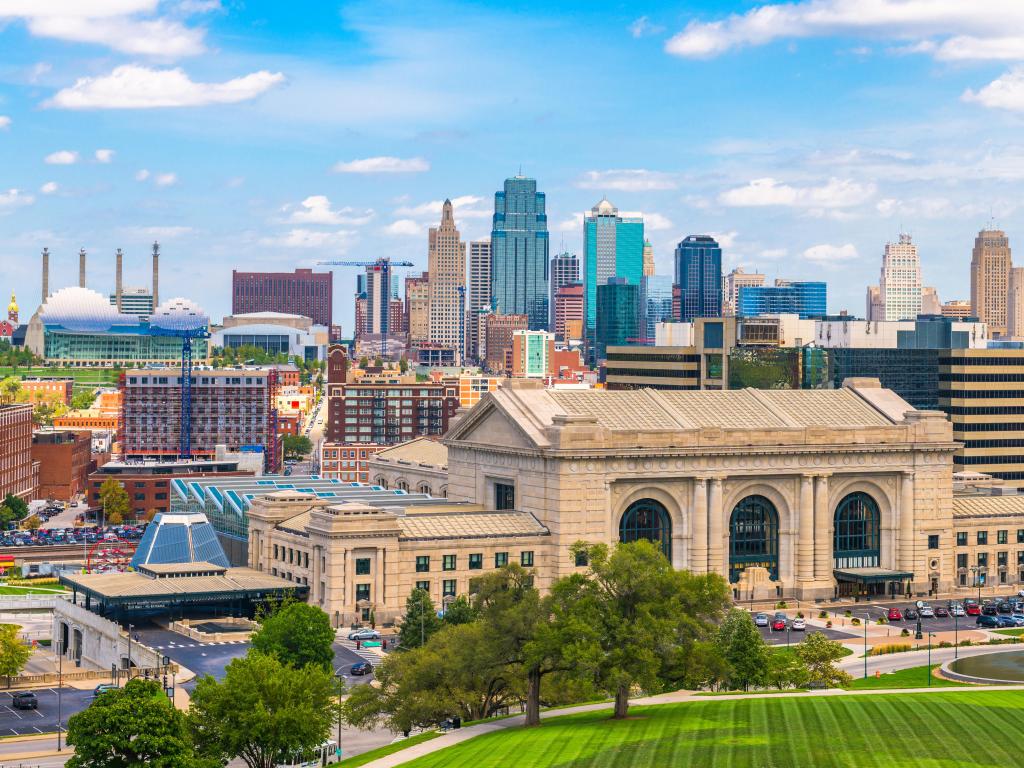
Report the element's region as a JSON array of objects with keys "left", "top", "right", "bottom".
[
  {"left": 839, "top": 638, "right": 1024, "bottom": 676},
  {"left": 0, "top": 687, "right": 92, "bottom": 737},
  {"left": 756, "top": 623, "right": 858, "bottom": 646}
]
